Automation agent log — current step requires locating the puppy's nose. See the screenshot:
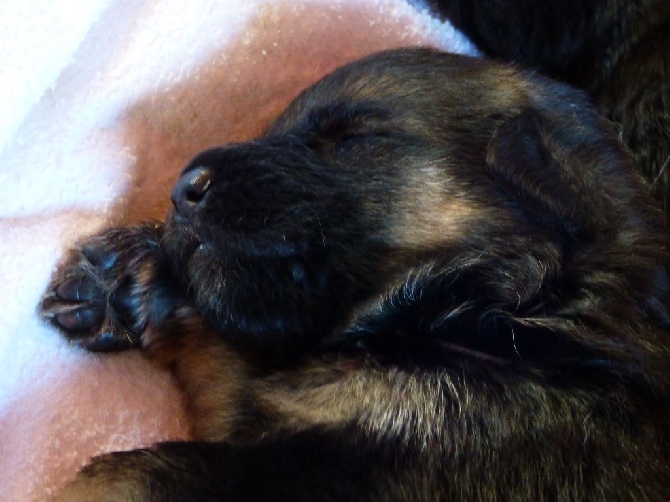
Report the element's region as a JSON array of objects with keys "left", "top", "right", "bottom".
[{"left": 171, "top": 167, "right": 213, "bottom": 215}]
